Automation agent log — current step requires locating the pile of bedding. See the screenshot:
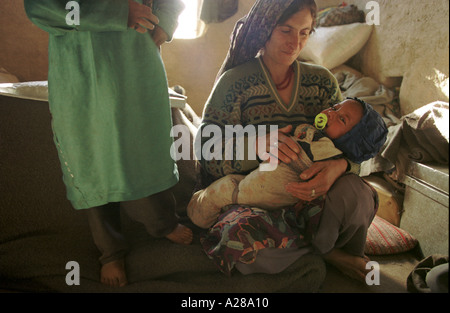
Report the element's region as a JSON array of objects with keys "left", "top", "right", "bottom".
[{"left": 299, "top": 3, "right": 448, "bottom": 179}]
